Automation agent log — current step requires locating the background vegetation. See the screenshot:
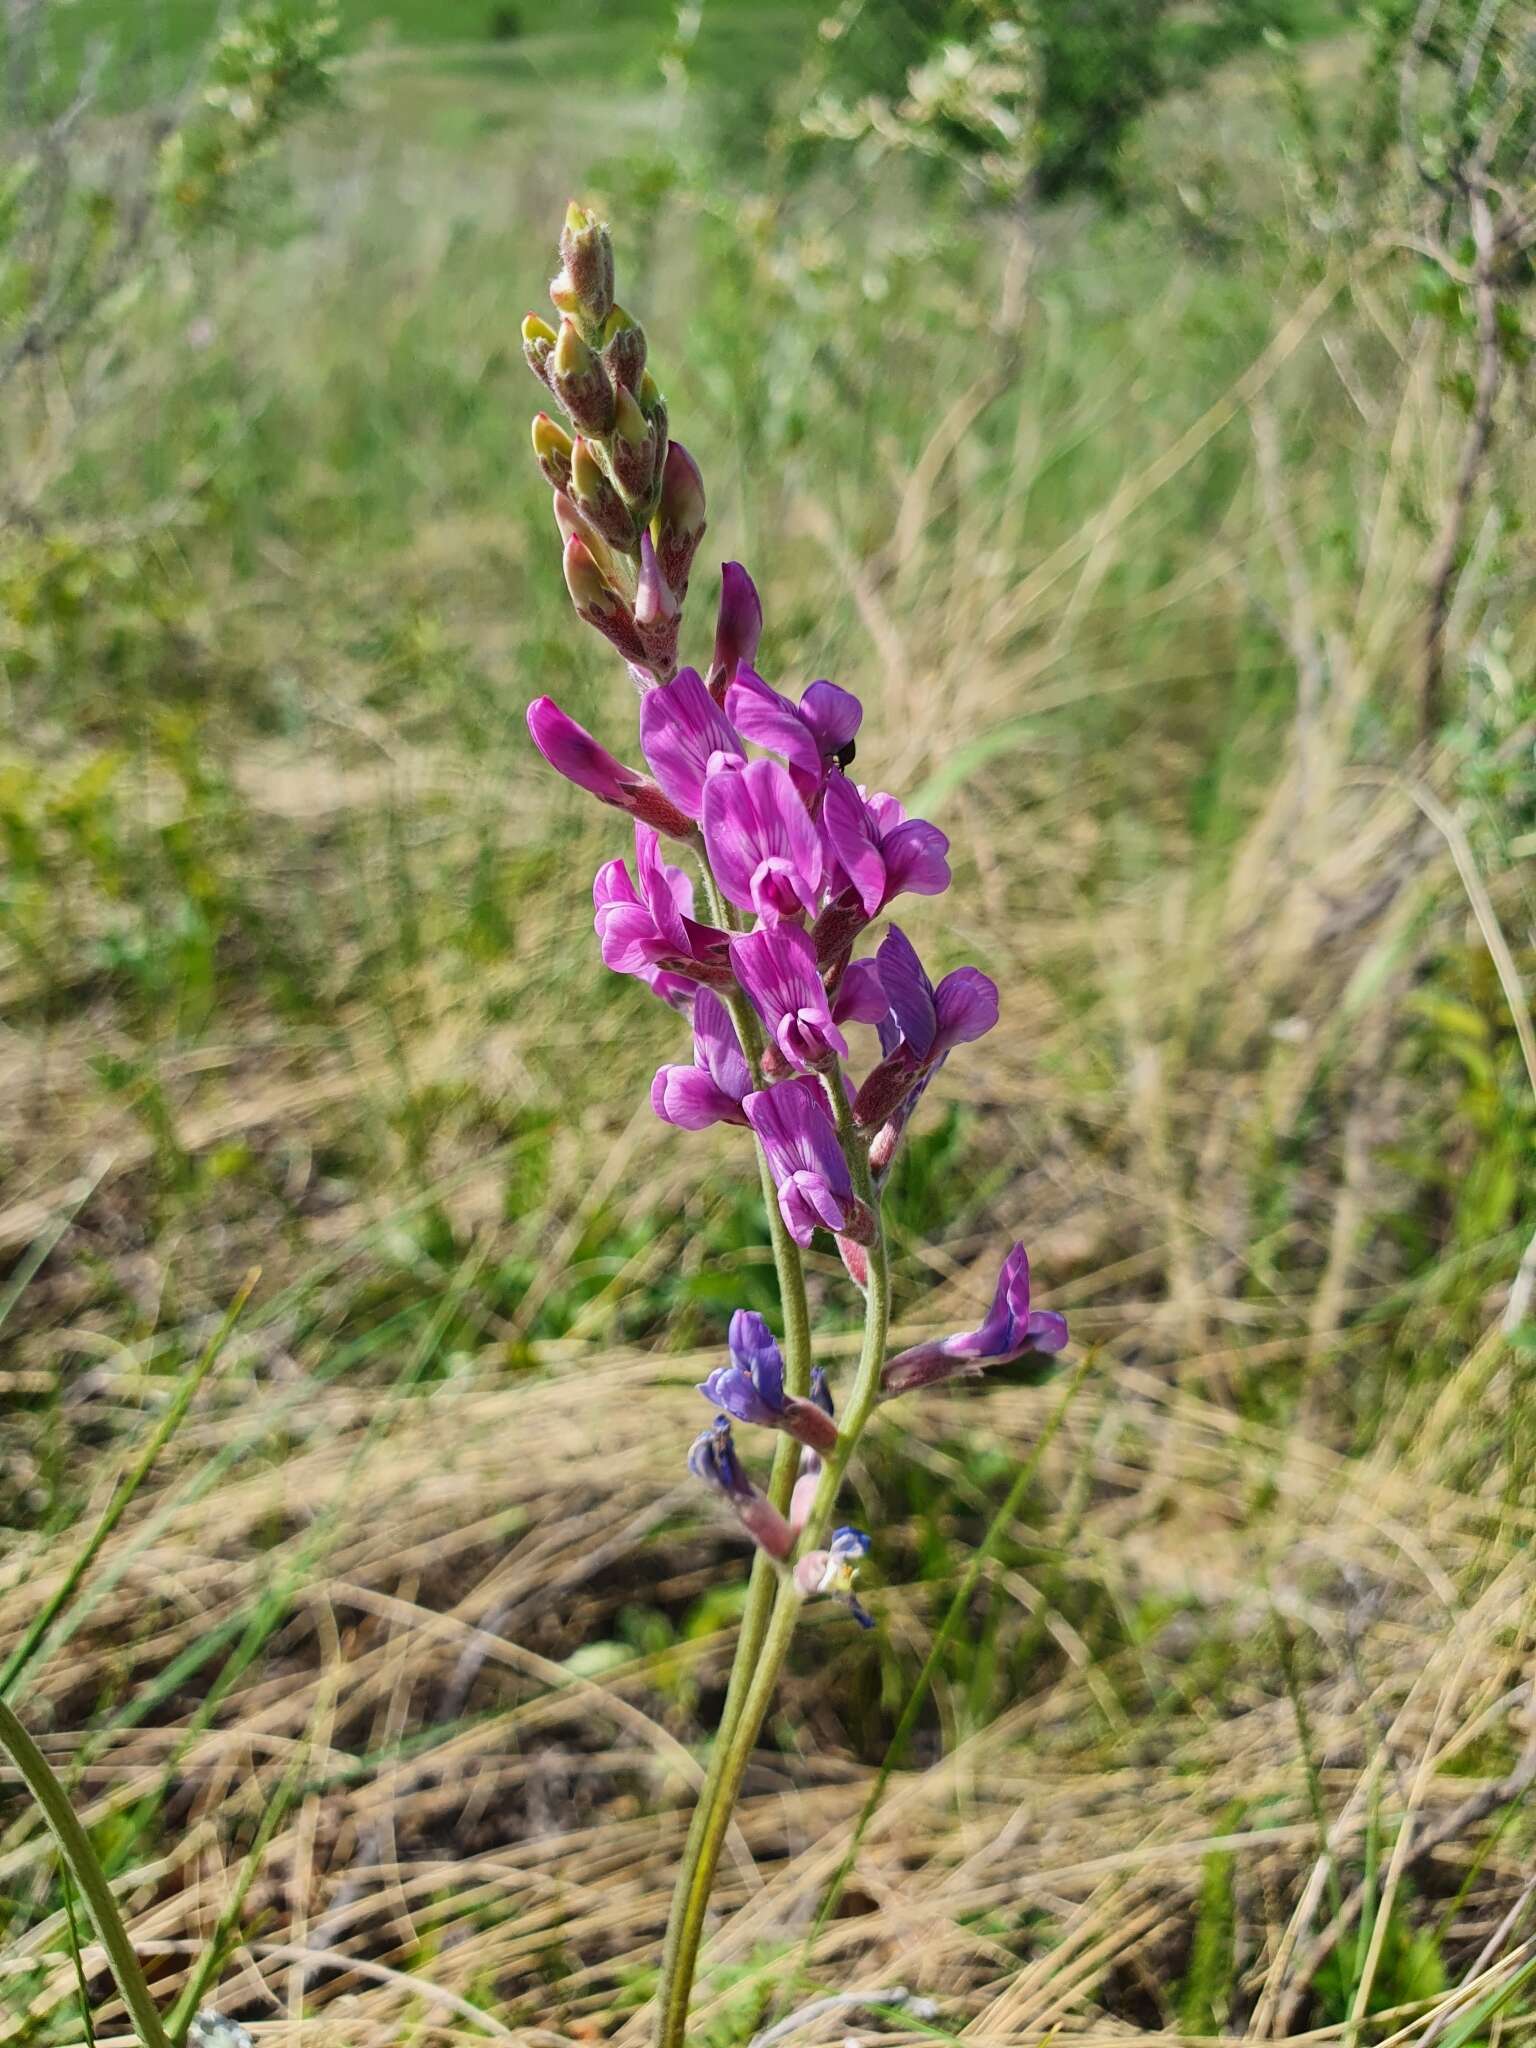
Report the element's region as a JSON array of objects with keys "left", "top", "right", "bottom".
[{"left": 2, "top": 1, "right": 1533, "bottom": 2044}]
